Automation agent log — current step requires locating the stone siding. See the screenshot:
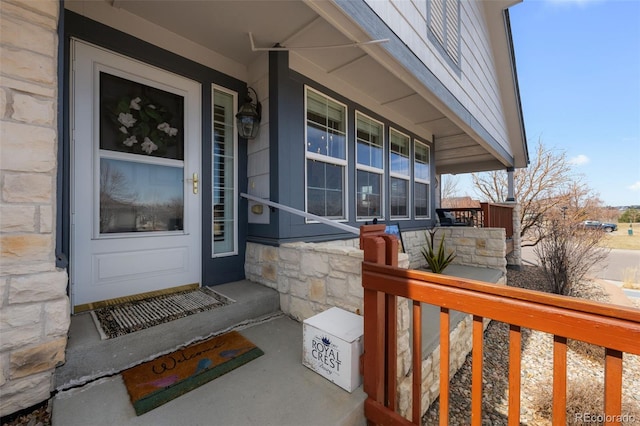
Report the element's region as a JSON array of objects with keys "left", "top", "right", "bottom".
[
  {"left": 0, "top": 0, "right": 69, "bottom": 416},
  {"left": 245, "top": 240, "right": 410, "bottom": 320},
  {"left": 506, "top": 202, "right": 522, "bottom": 268},
  {"left": 245, "top": 228, "right": 507, "bottom": 420},
  {"left": 400, "top": 227, "right": 507, "bottom": 273}
]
